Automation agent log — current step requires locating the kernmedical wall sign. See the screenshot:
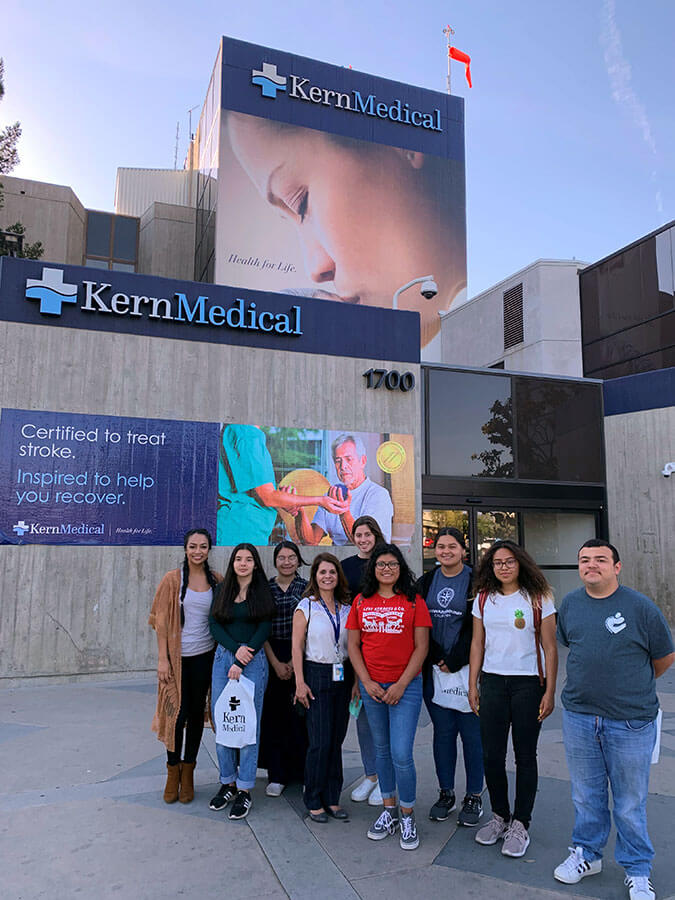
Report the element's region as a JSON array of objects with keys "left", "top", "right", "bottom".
[
  {"left": 0, "top": 257, "right": 420, "bottom": 363},
  {"left": 251, "top": 61, "right": 443, "bottom": 132}
]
